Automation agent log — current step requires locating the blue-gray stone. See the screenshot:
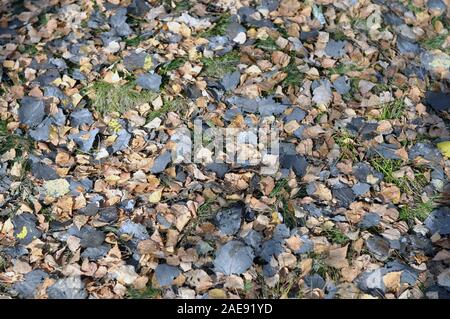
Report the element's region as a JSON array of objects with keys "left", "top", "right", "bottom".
[
  {"left": 214, "top": 241, "right": 254, "bottom": 275},
  {"left": 397, "top": 36, "right": 420, "bottom": 55},
  {"left": 70, "top": 109, "right": 93, "bottom": 127},
  {"left": 119, "top": 220, "right": 149, "bottom": 241},
  {"left": 13, "top": 270, "right": 48, "bottom": 299},
  {"left": 221, "top": 71, "right": 240, "bottom": 91},
  {"left": 356, "top": 268, "right": 385, "bottom": 296},
  {"left": 366, "top": 236, "right": 390, "bottom": 261},
  {"left": 215, "top": 203, "right": 244, "bottom": 235},
  {"left": 154, "top": 264, "right": 181, "bottom": 287},
  {"left": 78, "top": 226, "right": 105, "bottom": 248},
  {"left": 205, "top": 163, "right": 230, "bottom": 179},
  {"left": 259, "top": 239, "right": 283, "bottom": 262},
  {"left": 352, "top": 182, "right": 371, "bottom": 196},
  {"left": 69, "top": 128, "right": 99, "bottom": 152},
  {"left": 305, "top": 274, "right": 326, "bottom": 289},
  {"left": 151, "top": 151, "right": 172, "bottom": 174},
  {"left": 325, "top": 40, "right": 346, "bottom": 58},
  {"left": 358, "top": 212, "right": 381, "bottom": 229},
  {"left": 12, "top": 213, "right": 42, "bottom": 245},
  {"left": 47, "top": 277, "right": 88, "bottom": 299},
  {"left": 110, "top": 8, "right": 132, "bottom": 37},
  {"left": 284, "top": 108, "right": 306, "bottom": 122},
  {"left": 332, "top": 184, "right": 356, "bottom": 207},
  {"left": 427, "top": 0, "right": 447, "bottom": 14},
  {"left": 196, "top": 241, "right": 214, "bottom": 256},
  {"left": 244, "top": 230, "right": 263, "bottom": 251},
  {"left": 29, "top": 118, "right": 52, "bottom": 141},
  {"left": 110, "top": 129, "right": 131, "bottom": 153},
  {"left": 137, "top": 73, "right": 162, "bottom": 92},
  {"left": 81, "top": 246, "right": 110, "bottom": 261},
  {"left": 18, "top": 97, "right": 46, "bottom": 128},
  {"left": 333, "top": 76, "right": 351, "bottom": 95},
  {"left": 424, "top": 207, "right": 450, "bottom": 235}
]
